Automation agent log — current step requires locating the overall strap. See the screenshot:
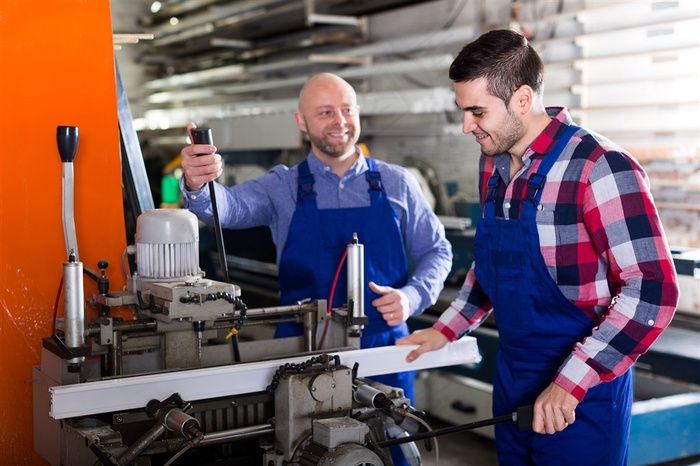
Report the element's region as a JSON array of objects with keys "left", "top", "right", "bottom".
[
  {"left": 483, "top": 172, "right": 501, "bottom": 218},
  {"left": 365, "top": 157, "right": 383, "bottom": 192},
  {"left": 296, "top": 159, "right": 316, "bottom": 201},
  {"left": 524, "top": 125, "right": 580, "bottom": 206}
]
